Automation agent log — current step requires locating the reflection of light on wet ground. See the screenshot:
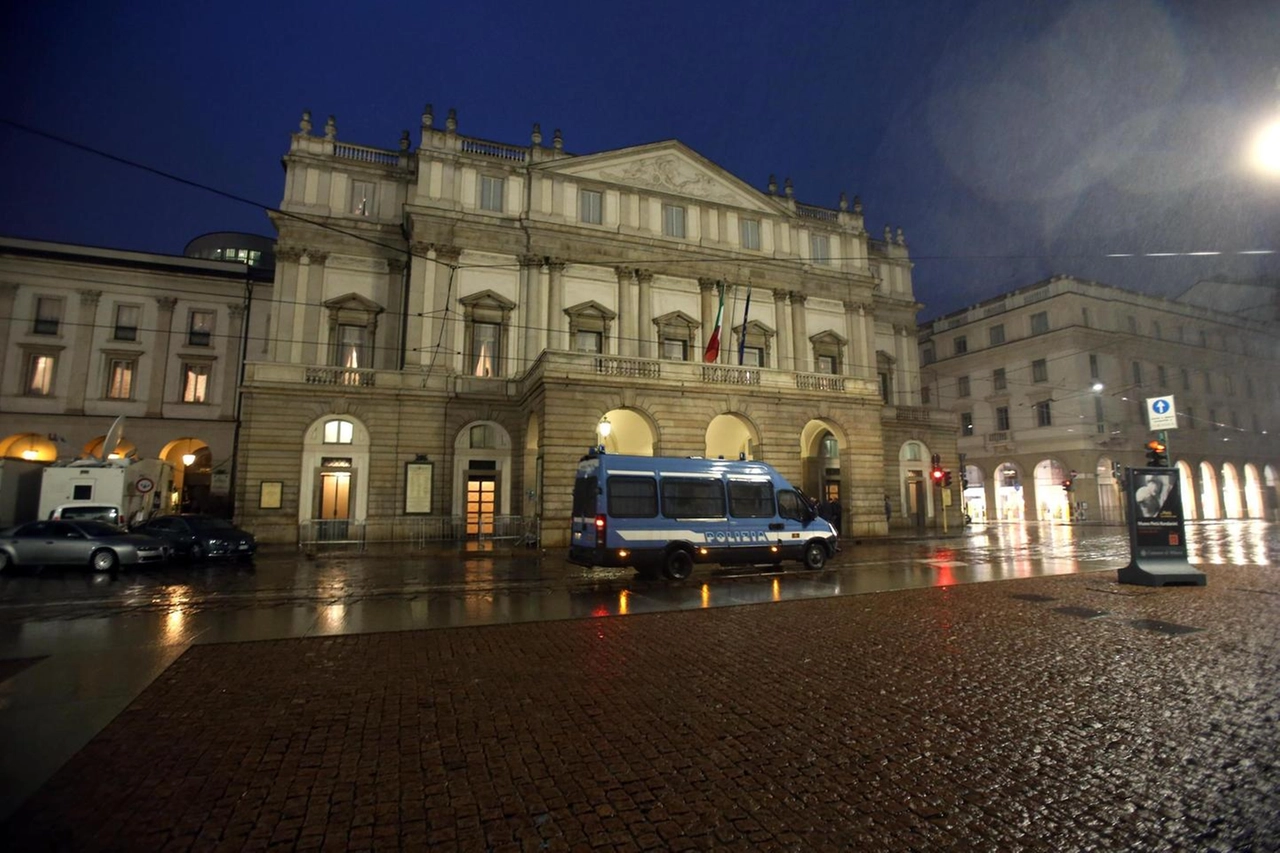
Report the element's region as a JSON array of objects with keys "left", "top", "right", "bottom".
[
  {"left": 701, "top": 584, "right": 710, "bottom": 608},
  {"left": 159, "top": 585, "right": 191, "bottom": 644},
  {"left": 772, "top": 578, "right": 780, "bottom": 602},
  {"left": 618, "top": 590, "right": 629, "bottom": 615}
]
